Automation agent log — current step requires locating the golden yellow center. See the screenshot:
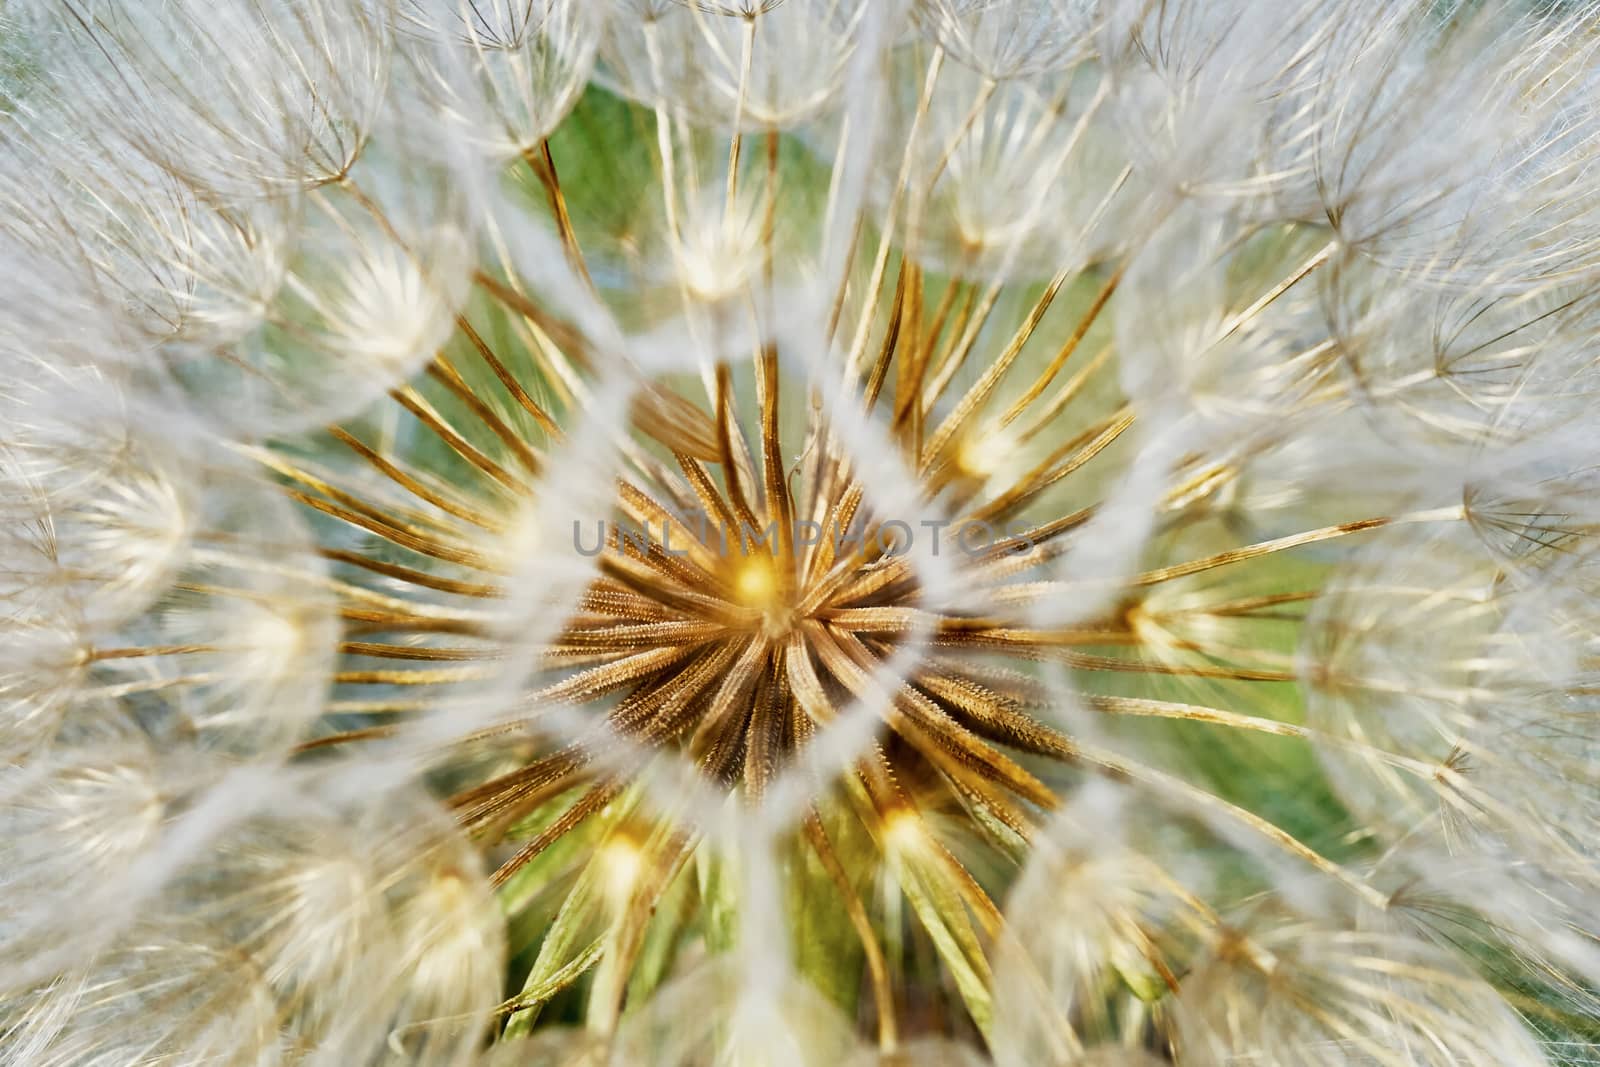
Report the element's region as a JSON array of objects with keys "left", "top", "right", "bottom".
[
  {"left": 732, "top": 556, "right": 781, "bottom": 610},
  {"left": 955, "top": 425, "right": 1016, "bottom": 479}
]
